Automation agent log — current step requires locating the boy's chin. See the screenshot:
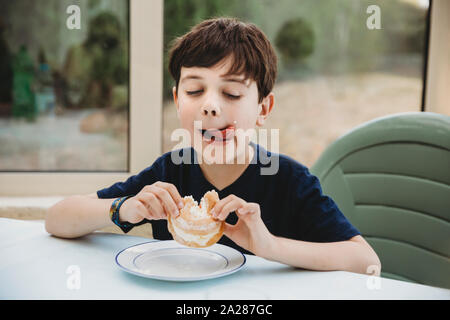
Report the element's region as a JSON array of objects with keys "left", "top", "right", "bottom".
[{"left": 194, "top": 137, "right": 251, "bottom": 165}]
